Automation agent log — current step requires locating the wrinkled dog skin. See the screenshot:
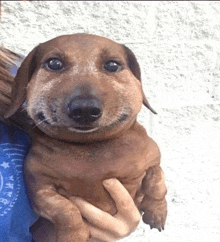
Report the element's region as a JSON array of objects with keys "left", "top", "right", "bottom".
[{"left": 5, "top": 34, "right": 167, "bottom": 241}]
